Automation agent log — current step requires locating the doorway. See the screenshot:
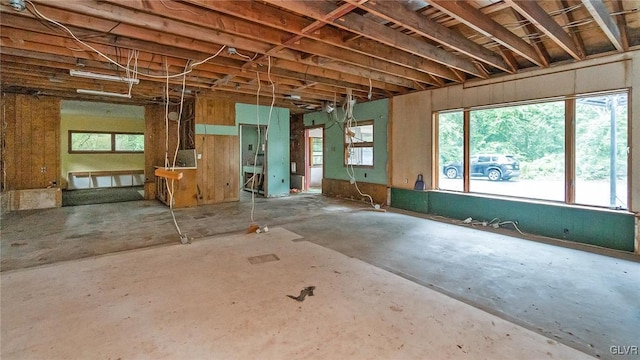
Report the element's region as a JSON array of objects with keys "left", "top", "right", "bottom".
[
  {"left": 240, "top": 124, "right": 267, "bottom": 196},
  {"left": 305, "top": 127, "right": 323, "bottom": 193}
]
